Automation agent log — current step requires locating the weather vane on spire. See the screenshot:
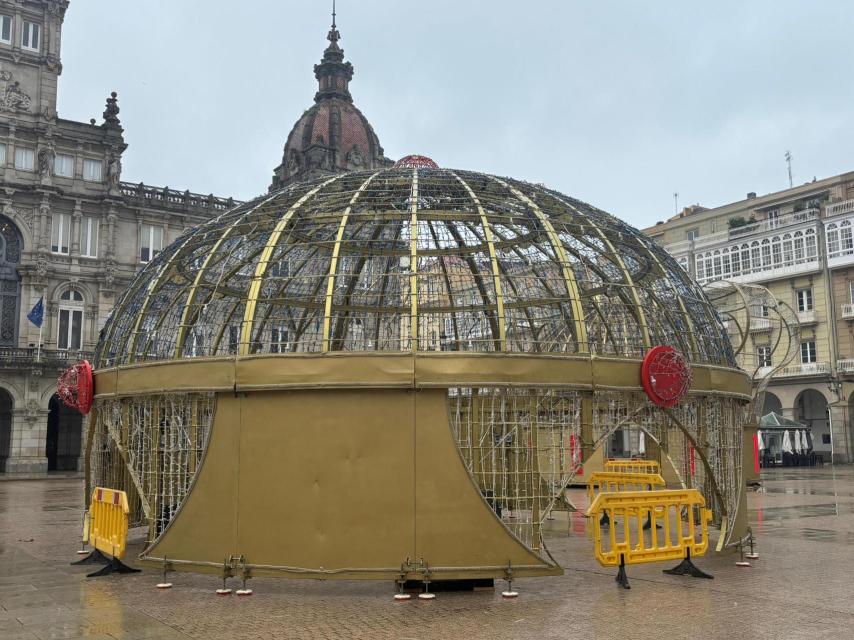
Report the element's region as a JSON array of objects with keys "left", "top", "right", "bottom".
[{"left": 332, "top": 0, "right": 337, "bottom": 29}]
